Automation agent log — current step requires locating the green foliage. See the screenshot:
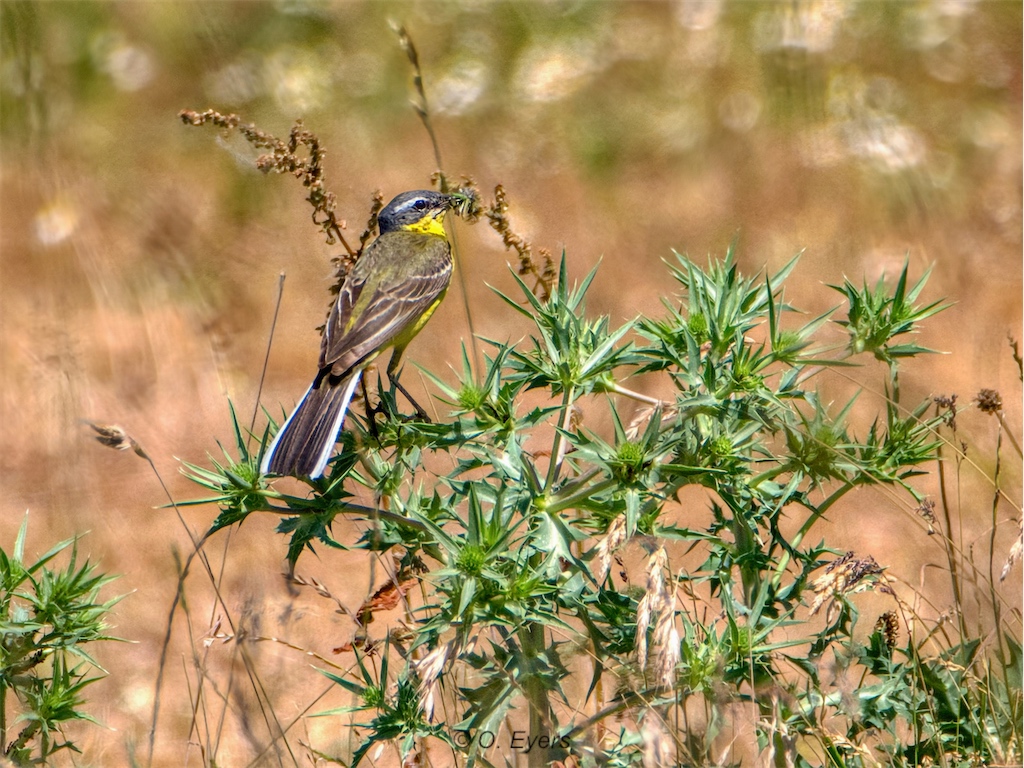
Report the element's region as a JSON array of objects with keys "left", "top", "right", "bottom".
[
  {"left": 0, "top": 516, "right": 120, "bottom": 765},
  {"left": 187, "top": 250, "right": 1019, "bottom": 767},
  {"left": 830, "top": 263, "right": 949, "bottom": 364}
]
